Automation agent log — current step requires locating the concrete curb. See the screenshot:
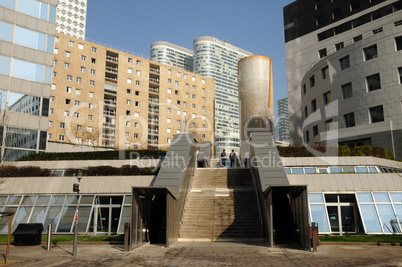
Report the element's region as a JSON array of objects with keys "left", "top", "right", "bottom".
[{"left": 320, "top": 242, "right": 402, "bottom": 246}]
